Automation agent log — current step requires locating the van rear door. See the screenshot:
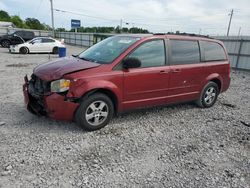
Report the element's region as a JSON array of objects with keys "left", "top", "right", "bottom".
[{"left": 168, "top": 39, "right": 204, "bottom": 103}]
